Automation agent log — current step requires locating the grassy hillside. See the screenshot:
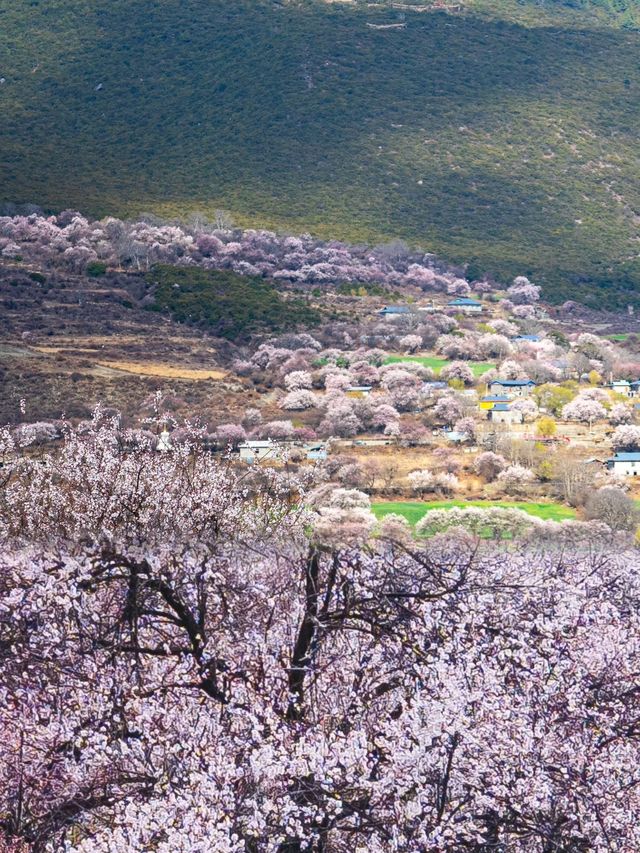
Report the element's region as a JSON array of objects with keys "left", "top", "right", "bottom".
[{"left": 3, "top": 0, "right": 640, "bottom": 306}]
